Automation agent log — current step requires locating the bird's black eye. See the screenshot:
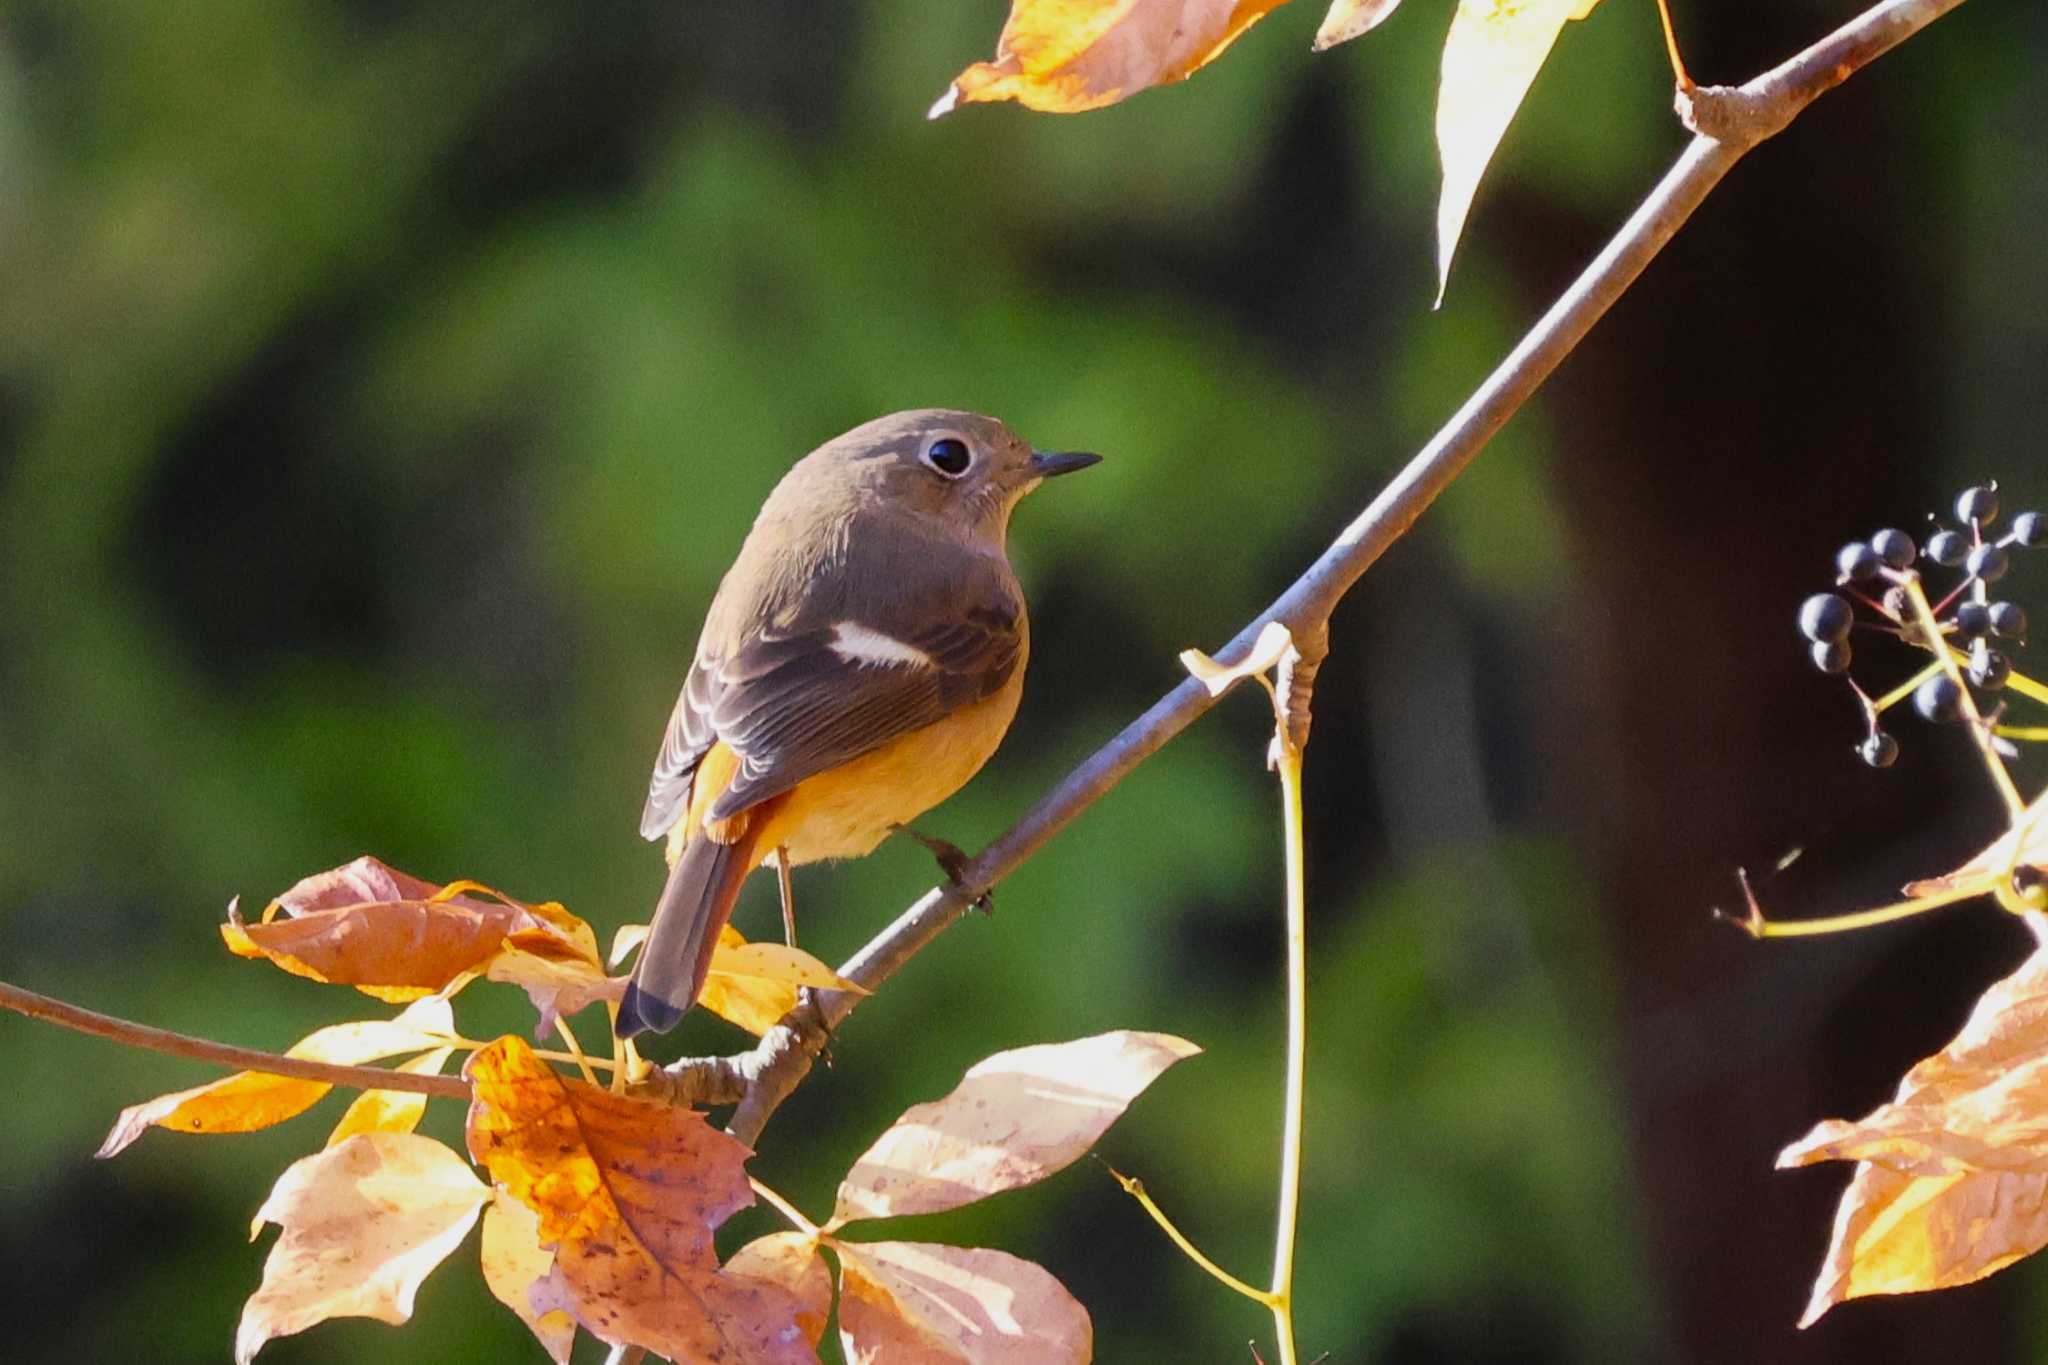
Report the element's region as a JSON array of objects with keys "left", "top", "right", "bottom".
[{"left": 923, "top": 438, "right": 972, "bottom": 477}]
